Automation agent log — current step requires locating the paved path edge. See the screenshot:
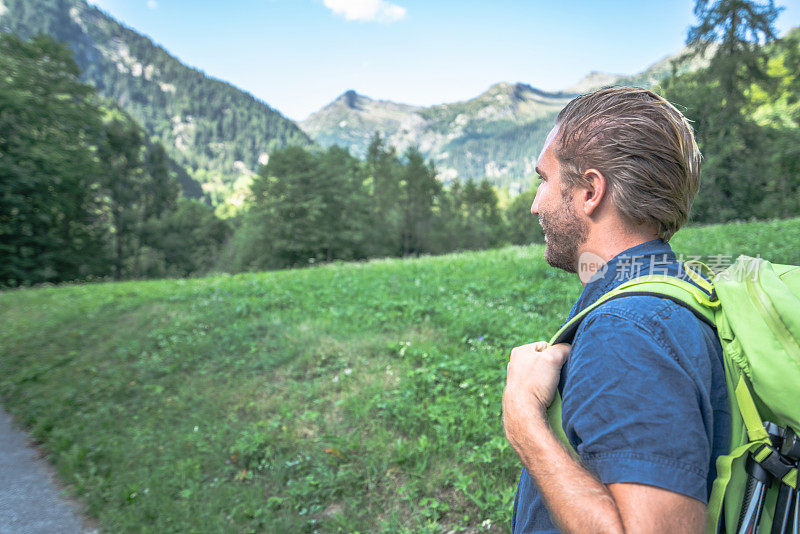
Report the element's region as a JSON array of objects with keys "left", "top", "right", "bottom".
[{"left": 0, "top": 405, "right": 99, "bottom": 534}]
